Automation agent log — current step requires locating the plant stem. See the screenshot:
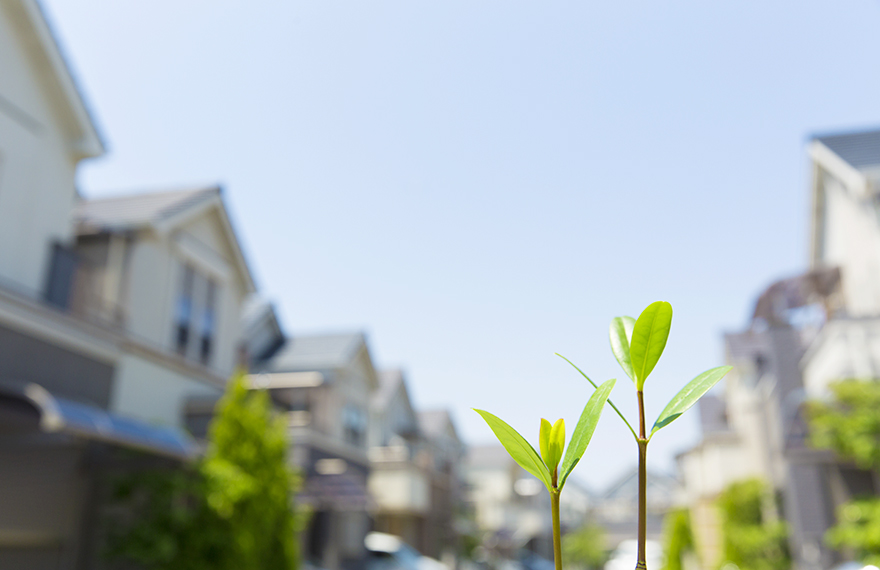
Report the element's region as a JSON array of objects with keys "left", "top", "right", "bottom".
[
  {"left": 551, "top": 489, "right": 562, "bottom": 570},
  {"left": 637, "top": 390, "right": 648, "bottom": 570}
]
